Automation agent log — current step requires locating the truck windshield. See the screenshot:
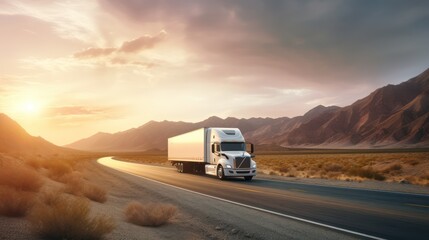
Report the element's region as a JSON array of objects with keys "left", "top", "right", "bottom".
[{"left": 221, "top": 142, "right": 245, "bottom": 151}]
